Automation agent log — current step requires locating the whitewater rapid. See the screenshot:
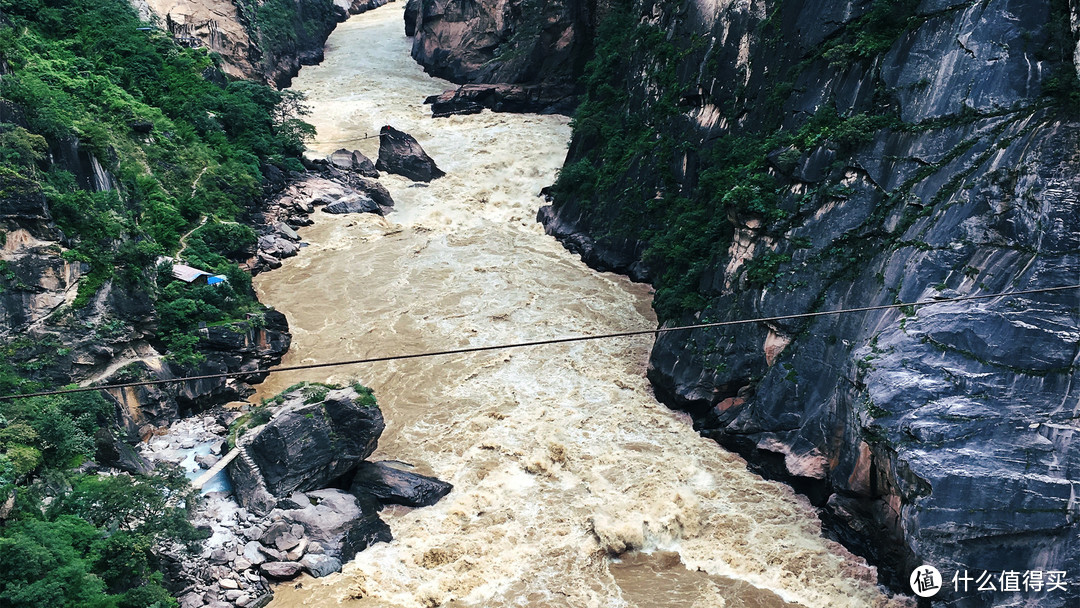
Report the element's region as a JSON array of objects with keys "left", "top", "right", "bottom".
[{"left": 253, "top": 4, "right": 909, "bottom": 607}]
